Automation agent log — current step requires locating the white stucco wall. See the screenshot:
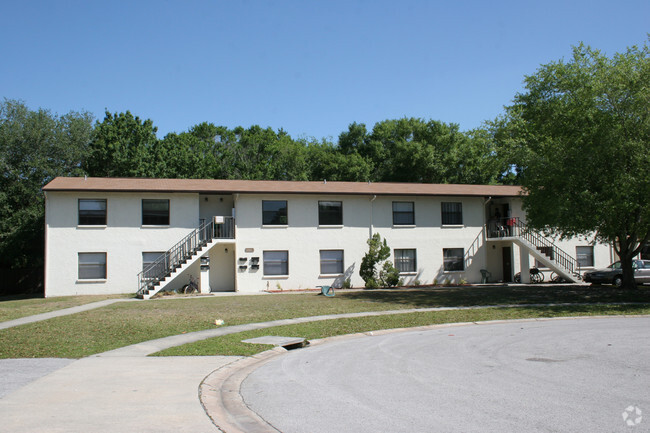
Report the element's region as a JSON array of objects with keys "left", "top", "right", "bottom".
[
  {"left": 233, "top": 194, "right": 491, "bottom": 293},
  {"left": 44, "top": 191, "right": 200, "bottom": 297}
]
